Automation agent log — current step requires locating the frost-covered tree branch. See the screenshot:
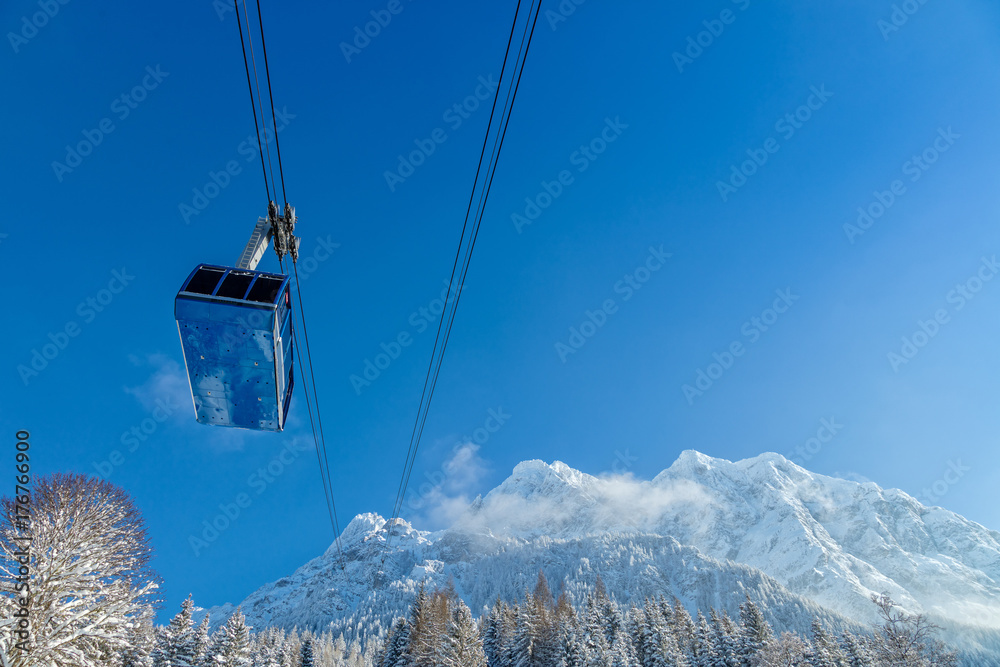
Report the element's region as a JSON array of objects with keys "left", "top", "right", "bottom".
[{"left": 0, "top": 473, "right": 161, "bottom": 667}]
